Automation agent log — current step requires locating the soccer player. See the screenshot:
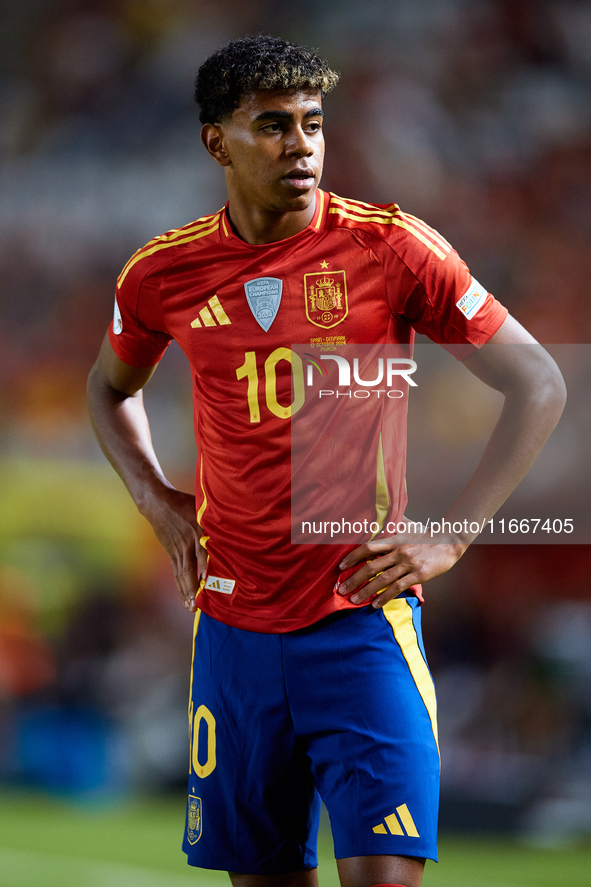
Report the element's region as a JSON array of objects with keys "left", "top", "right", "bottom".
[{"left": 87, "top": 36, "right": 566, "bottom": 887}]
